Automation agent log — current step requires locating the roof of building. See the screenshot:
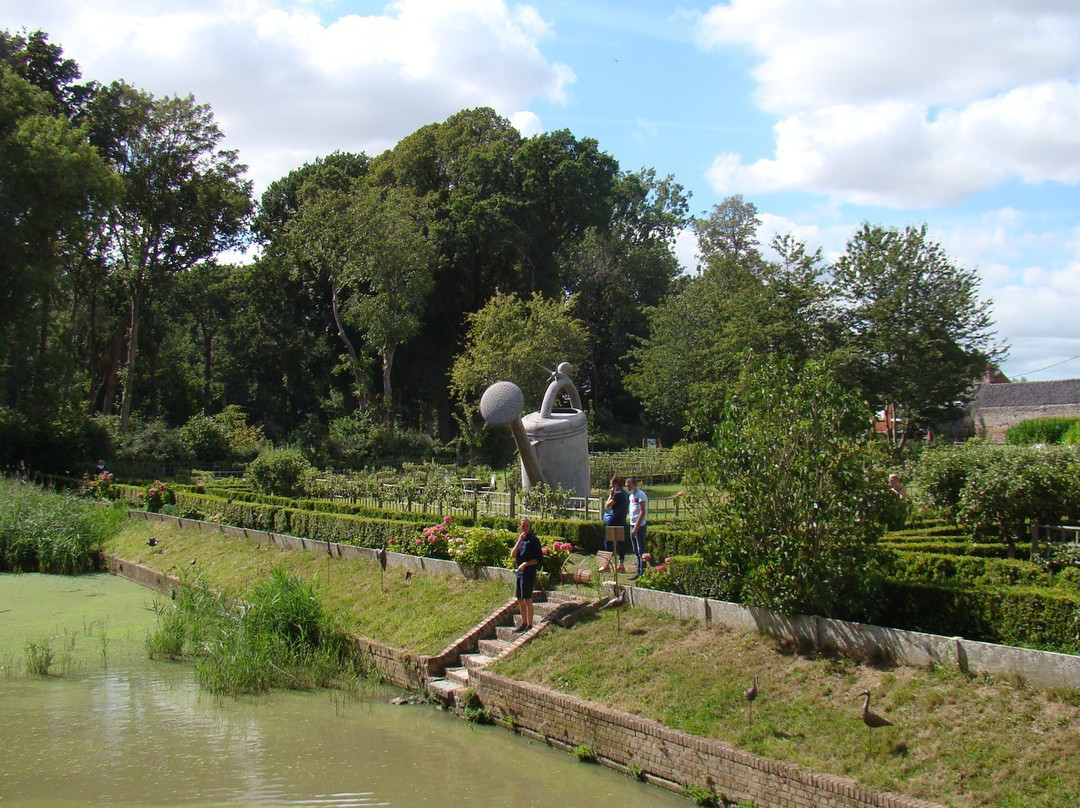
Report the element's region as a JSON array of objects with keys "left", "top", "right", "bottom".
[{"left": 974, "top": 378, "right": 1080, "bottom": 409}]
